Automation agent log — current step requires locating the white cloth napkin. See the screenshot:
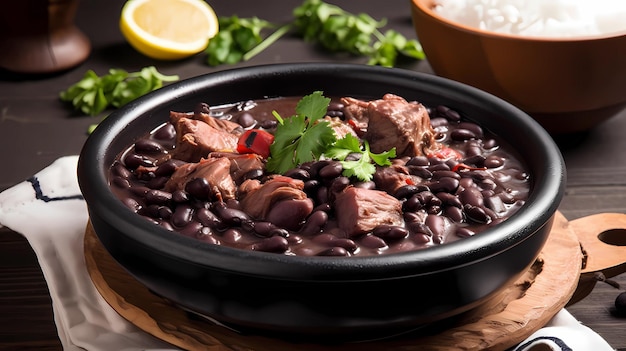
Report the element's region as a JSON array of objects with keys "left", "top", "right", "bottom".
[{"left": 0, "top": 156, "right": 616, "bottom": 351}]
